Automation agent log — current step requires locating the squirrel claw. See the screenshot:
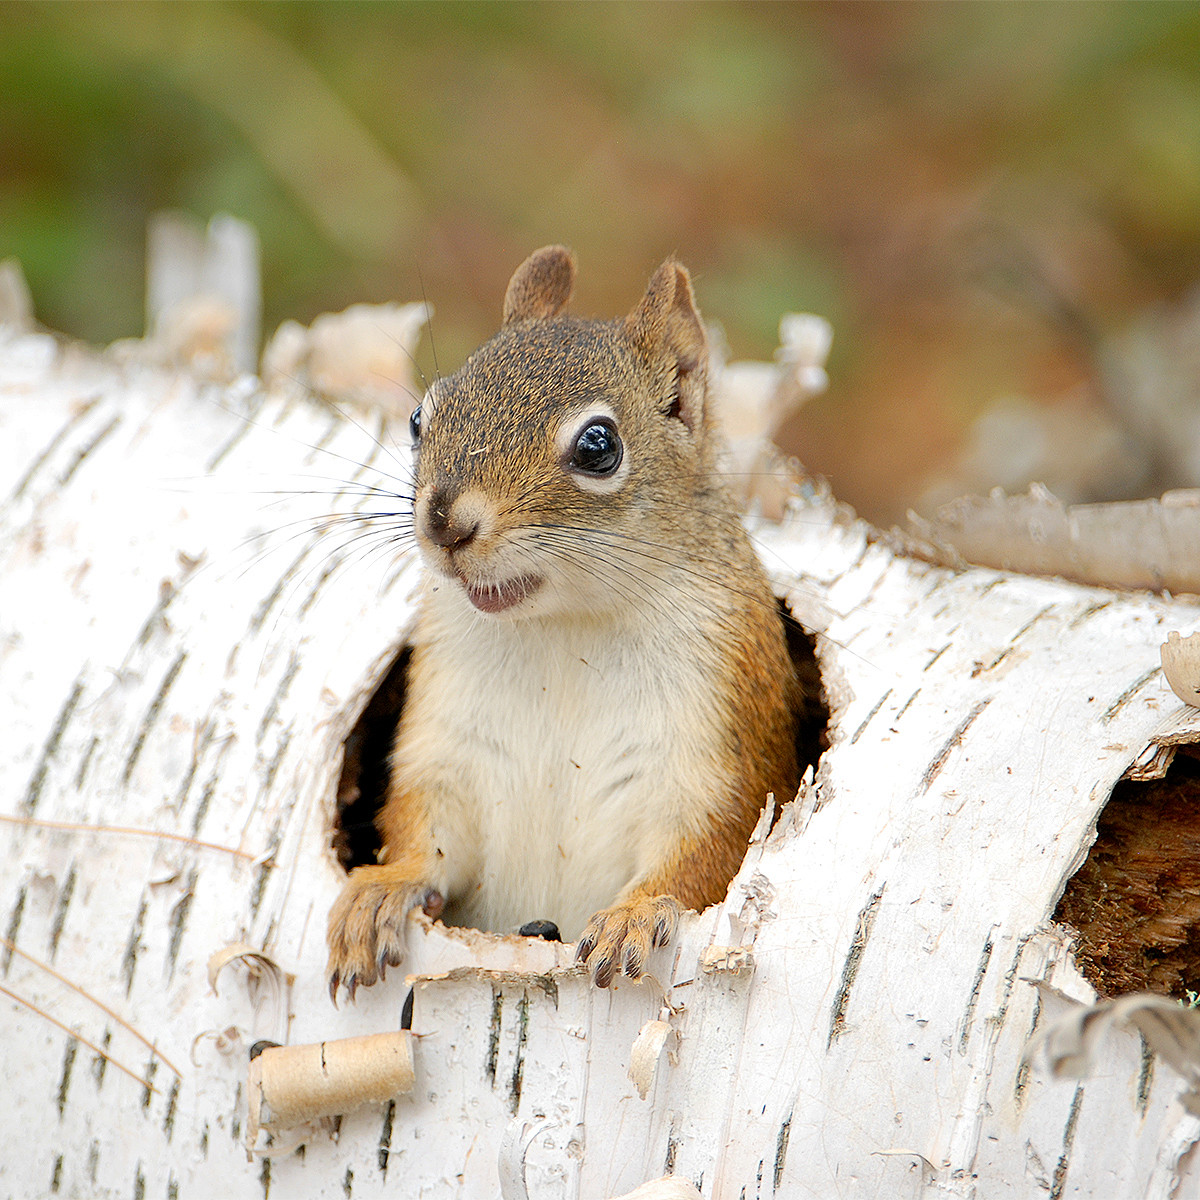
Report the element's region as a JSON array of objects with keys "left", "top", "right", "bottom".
[
  {"left": 326, "top": 869, "right": 442, "bottom": 1004},
  {"left": 576, "top": 894, "right": 680, "bottom": 988}
]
